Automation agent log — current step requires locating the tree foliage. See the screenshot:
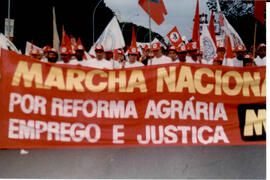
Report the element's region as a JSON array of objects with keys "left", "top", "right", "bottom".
[{"left": 206, "top": 0, "right": 265, "bottom": 50}]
